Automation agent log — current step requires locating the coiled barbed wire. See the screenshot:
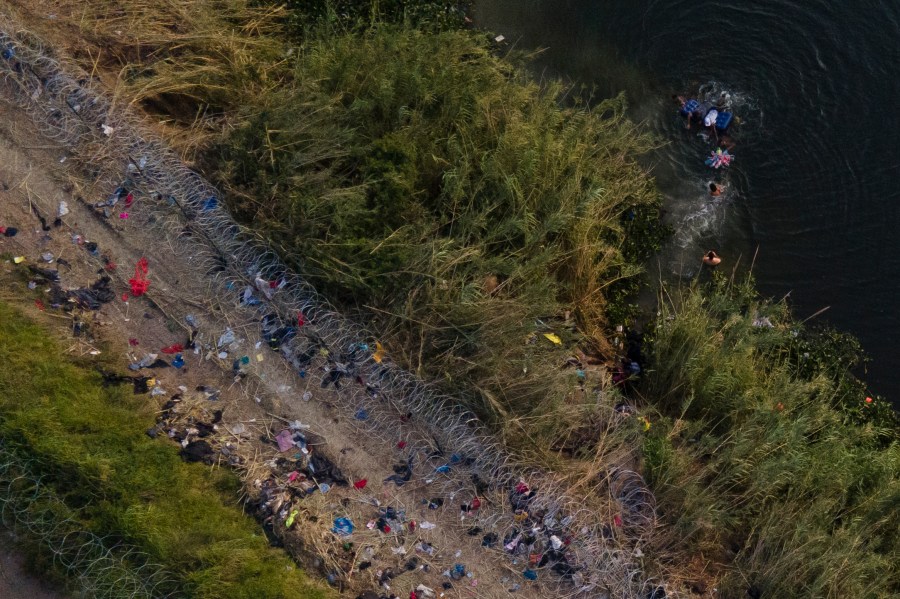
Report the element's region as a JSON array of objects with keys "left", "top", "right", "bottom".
[
  {"left": 0, "top": 445, "right": 180, "bottom": 599},
  {"left": 0, "top": 23, "right": 663, "bottom": 598}
]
